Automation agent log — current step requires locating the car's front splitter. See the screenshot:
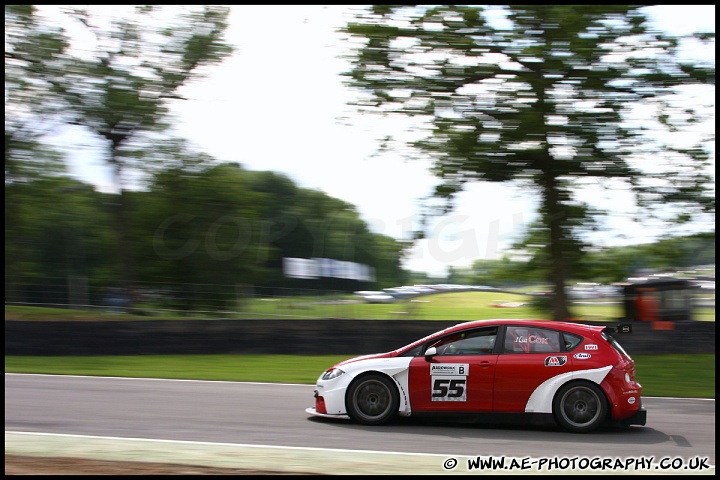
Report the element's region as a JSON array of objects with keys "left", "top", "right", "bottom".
[{"left": 305, "top": 407, "right": 351, "bottom": 421}]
